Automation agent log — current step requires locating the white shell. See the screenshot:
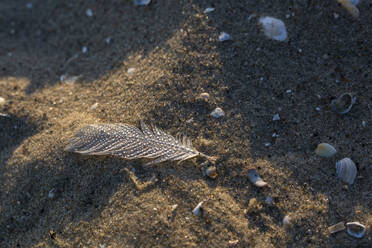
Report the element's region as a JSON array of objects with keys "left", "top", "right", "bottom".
[
  {"left": 204, "top": 7, "right": 215, "bottom": 14},
  {"left": 336, "top": 158, "right": 357, "bottom": 184},
  {"left": 210, "top": 107, "right": 225, "bottom": 118},
  {"left": 337, "top": 0, "right": 360, "bottom": 19},
  {"left": 247, "top": 169, "right": 267, "bottom": 187},
  {"left": 134, "top": 0, "right": 151, "bottom": 6},
  {"left": 192, "top": 201, "right": 203, "bottom": 216},
  {"left": 0, "top": 97, "right": 5, "bottom": 106},
  {"left": 346, "top": 222, "right": 366, "bottom": 238},
  {"left": 315, "top": 143, "right": 337, "bottom": 158},
  {"left": 218, "top": 32, "right": 231, "bottom": 42},
  {"left": 258, "top": 17, "right": 287, "bottom": 41}
]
